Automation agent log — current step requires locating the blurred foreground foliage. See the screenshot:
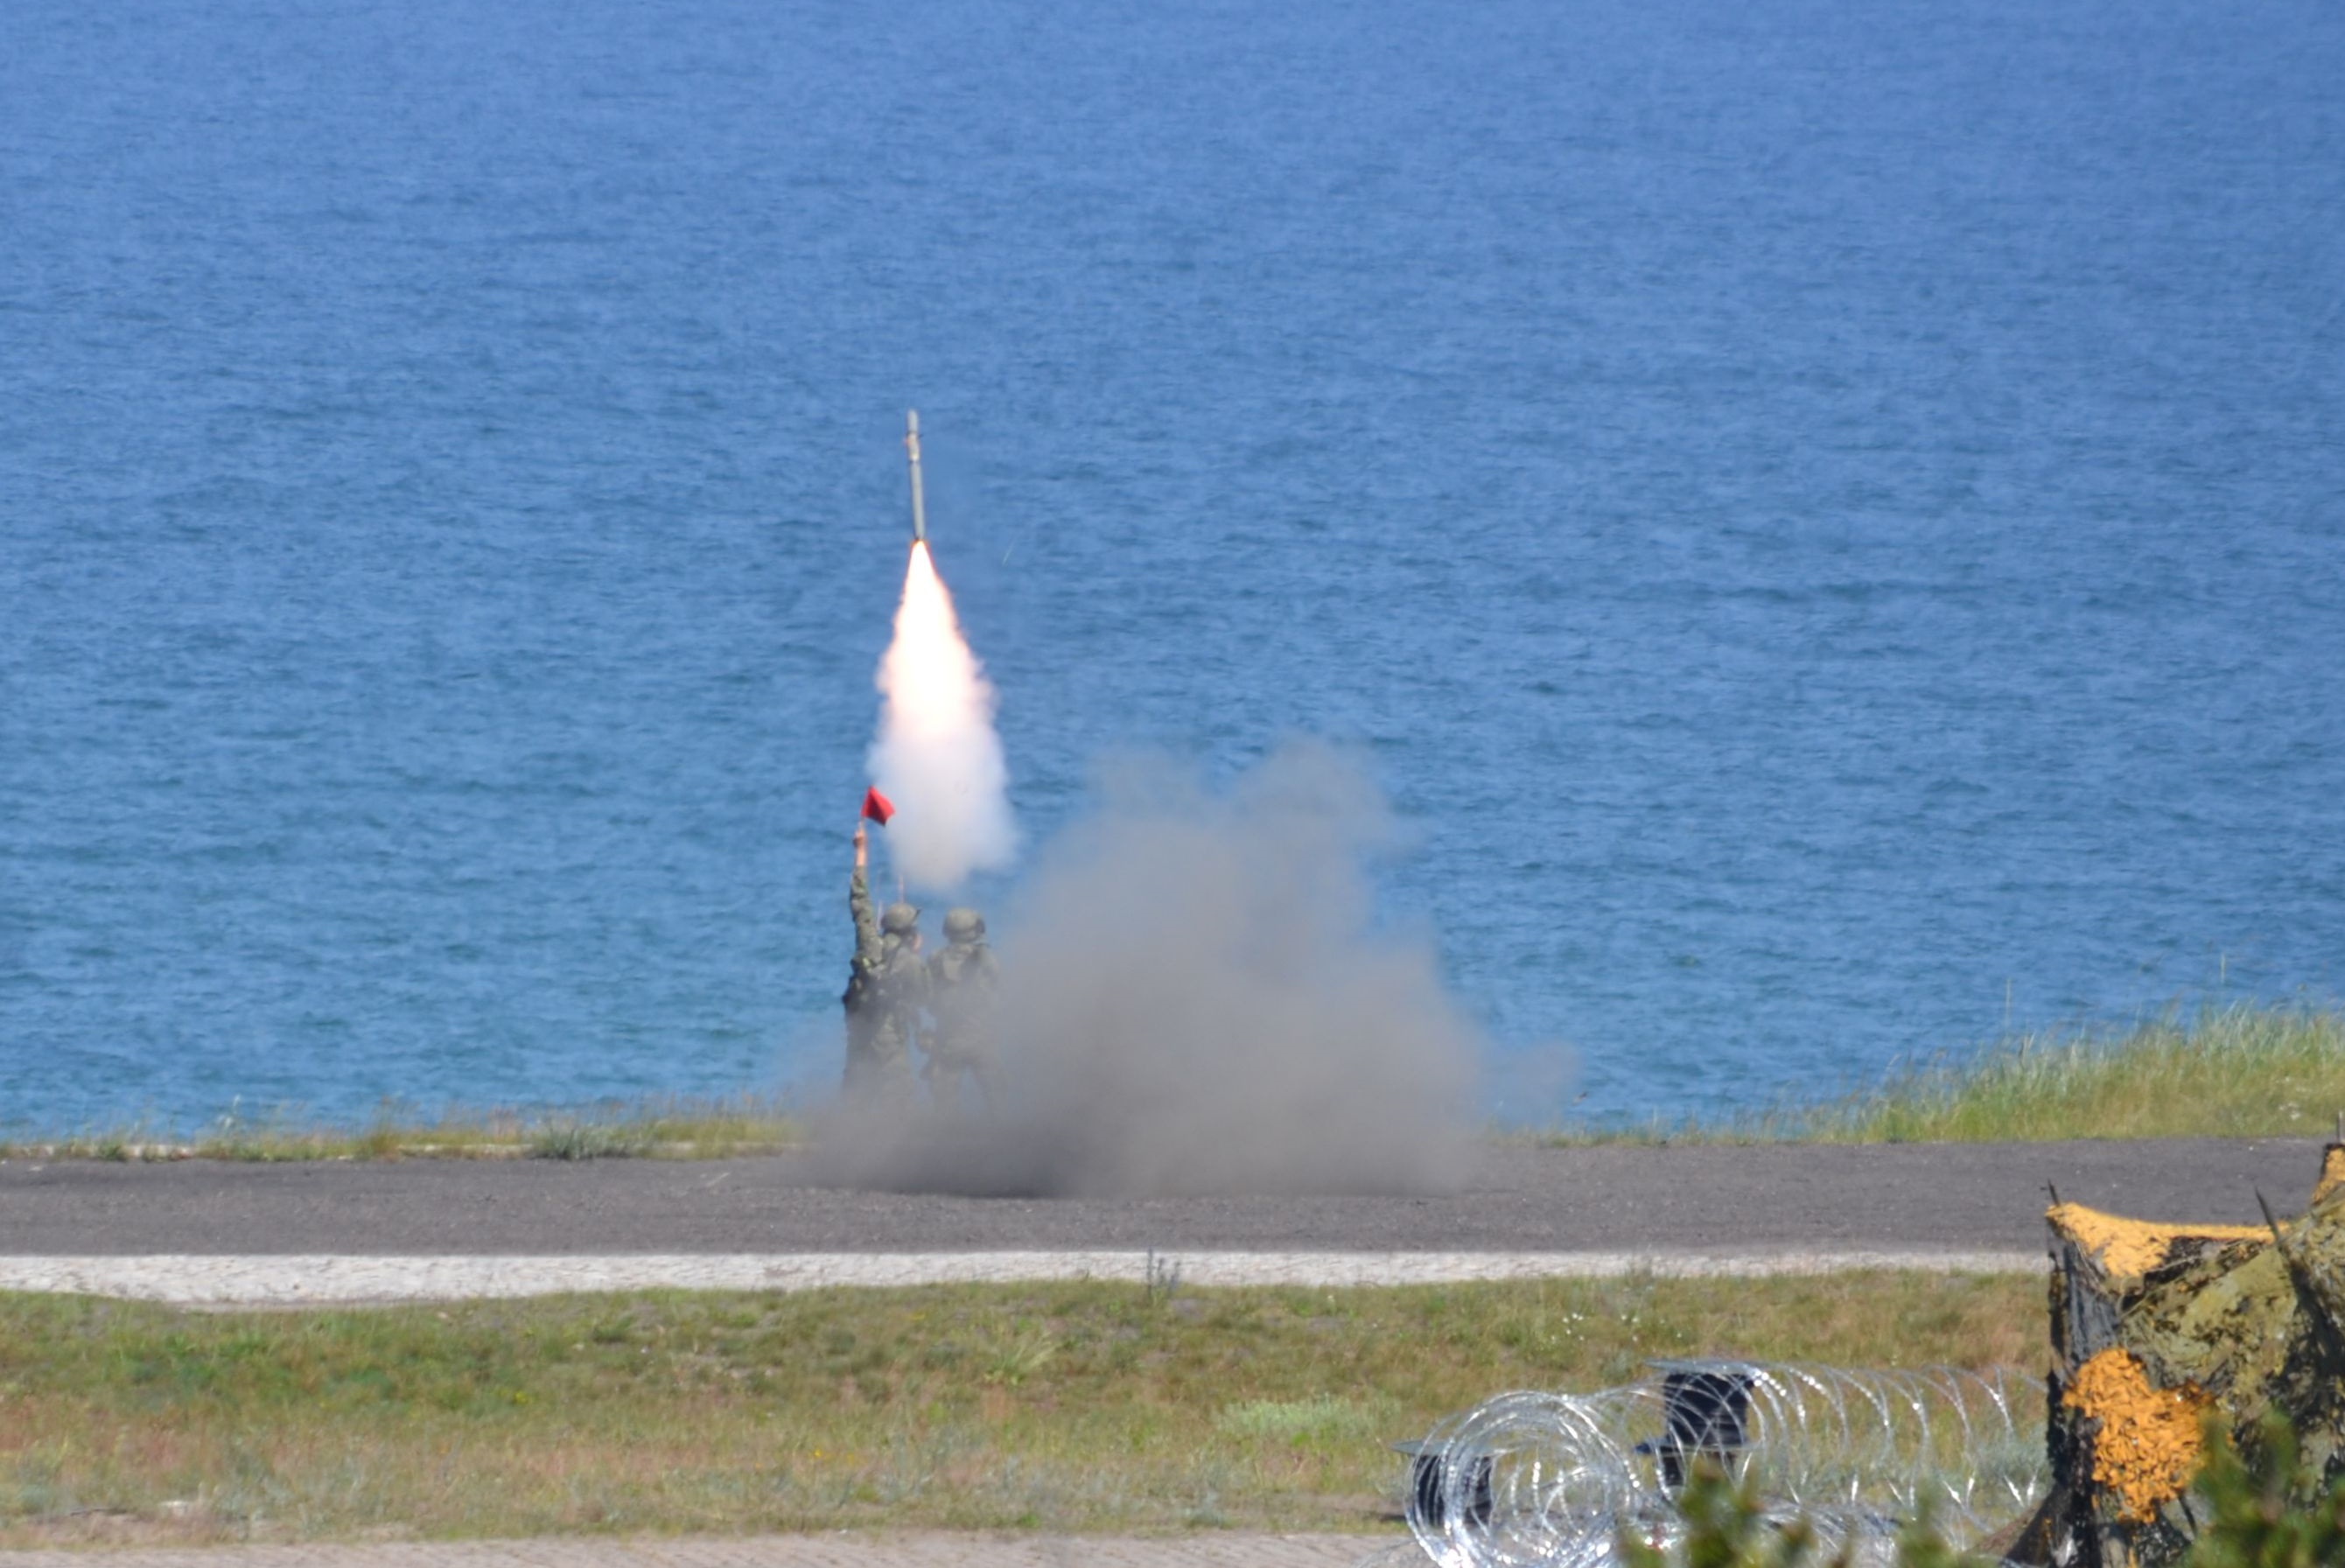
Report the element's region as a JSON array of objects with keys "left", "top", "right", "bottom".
[
  {"left": 1614, "top": 1466, "right": 1974, "bottom": 1568},
  {"left": 1623, "top": 1410, "right": 2345, "bottom": 1568},
  {"left": 2185, "top": 1411, "right": 2345, "bottom": 1568}
]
